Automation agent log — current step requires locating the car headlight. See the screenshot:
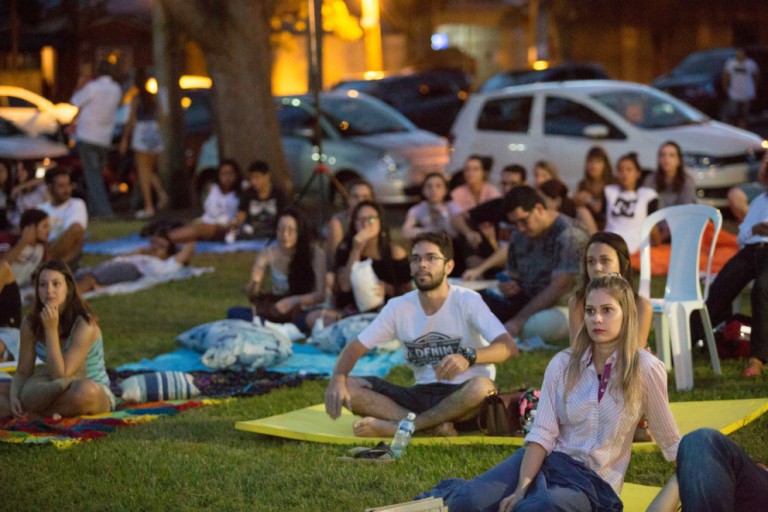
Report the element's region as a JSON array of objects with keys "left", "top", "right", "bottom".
[
  {"left": 381, "top": 152, "right": 407, "bottom": 181},
  {"left": 683, "top": 153, "right": 718, "bottom": 168}
]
